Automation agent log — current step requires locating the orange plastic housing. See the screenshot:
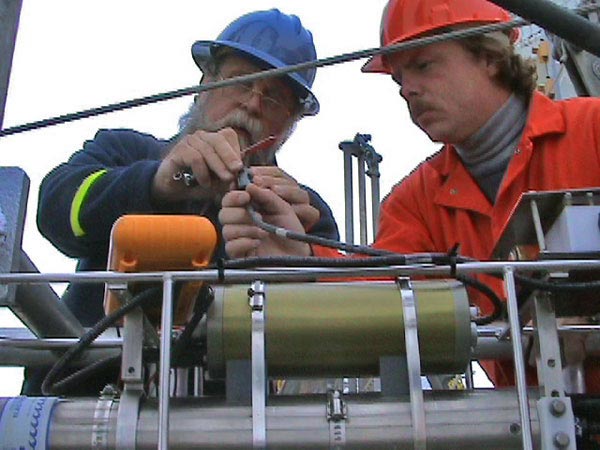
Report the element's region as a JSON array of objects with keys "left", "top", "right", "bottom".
[{"left": 103, "top": 215, "right": 217, "bottom": 326}]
